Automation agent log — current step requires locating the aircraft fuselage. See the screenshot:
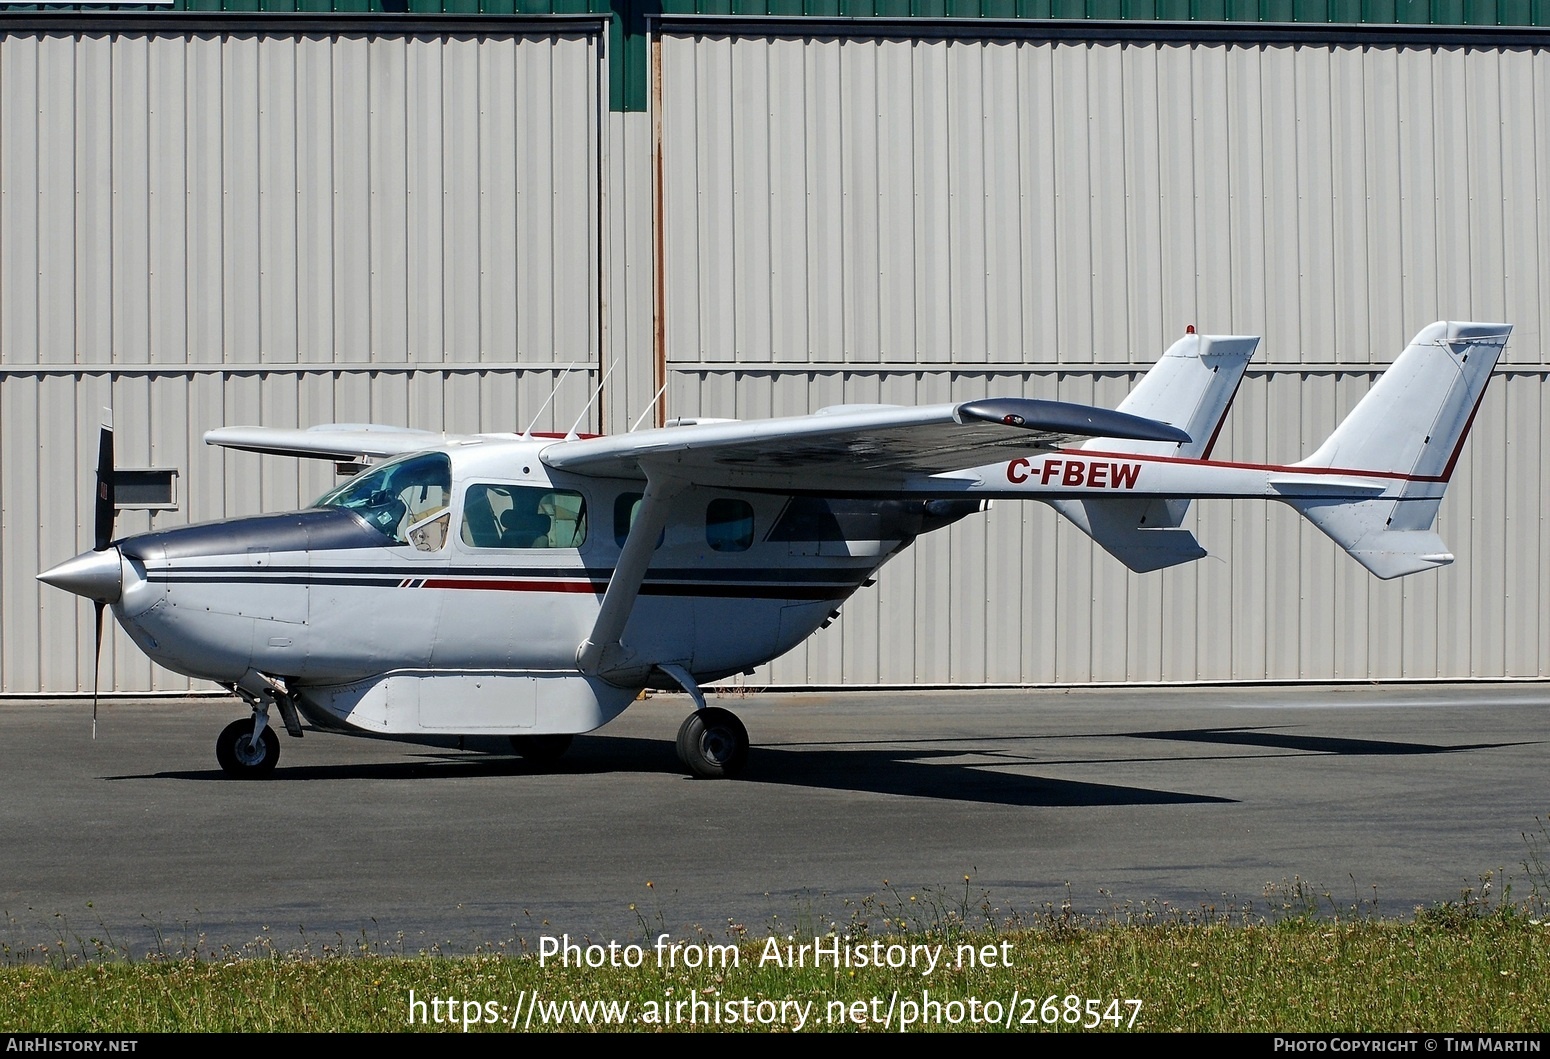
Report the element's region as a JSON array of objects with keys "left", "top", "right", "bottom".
[{"left": 98, "top": 440, "right": 952, "bottom": 737}]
